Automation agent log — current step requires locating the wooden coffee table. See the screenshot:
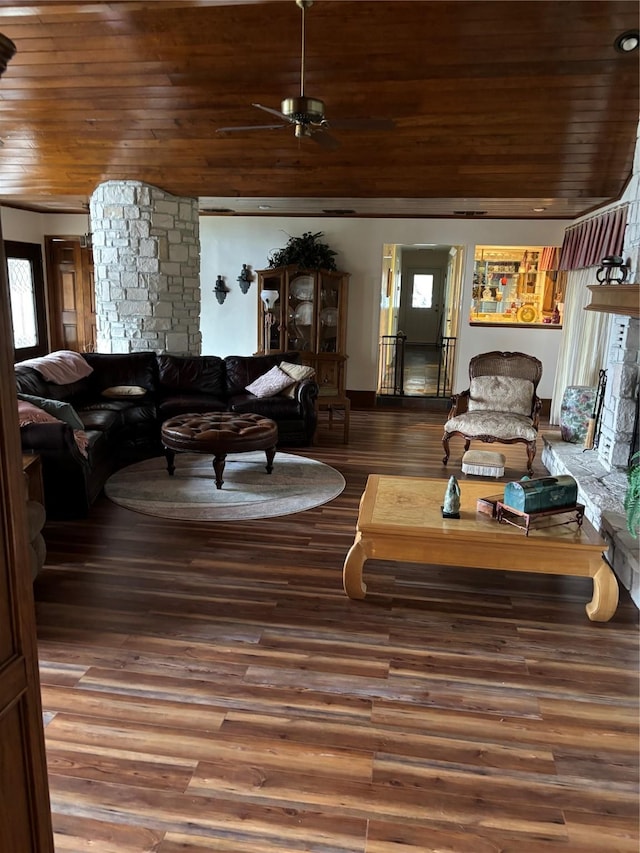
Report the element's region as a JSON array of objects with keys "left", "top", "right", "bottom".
[{"left": 342, "top": 475, "right": 619, "bottom": 622}]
